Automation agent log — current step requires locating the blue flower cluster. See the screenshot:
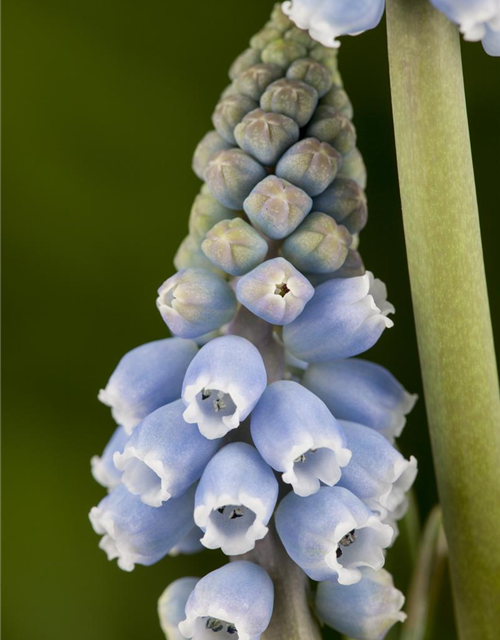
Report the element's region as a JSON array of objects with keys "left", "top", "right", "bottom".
[{"left": 90, "top": 6, "right": 417, "bottom": 640}]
